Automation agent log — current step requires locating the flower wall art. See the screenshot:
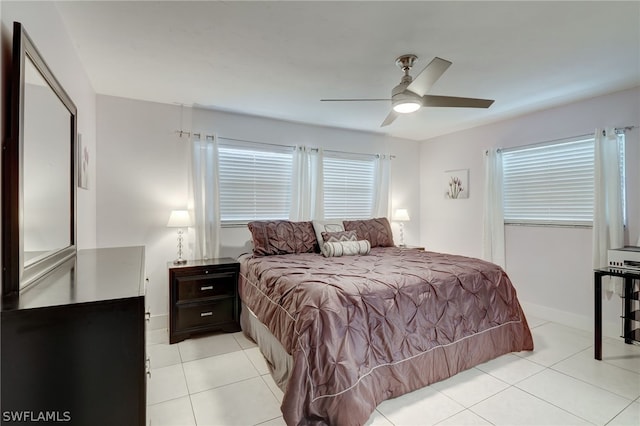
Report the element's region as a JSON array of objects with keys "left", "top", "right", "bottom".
[{"left": 444, "top": 169, "right": 469, "bottom": 199}]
